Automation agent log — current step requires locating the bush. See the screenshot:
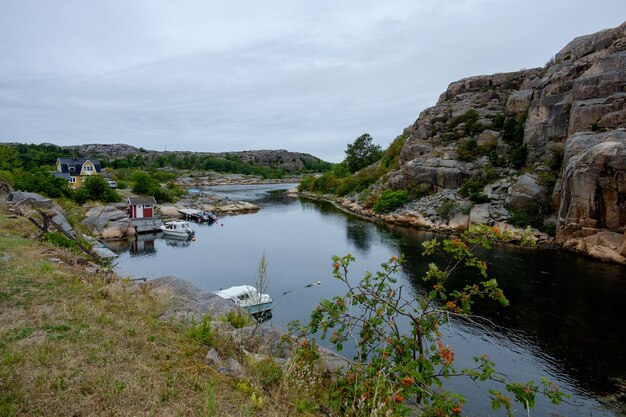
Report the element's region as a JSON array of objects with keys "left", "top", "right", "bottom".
[
  {"left": 491, "top": 113, "right": 505, "bottom": 130},
  {"left": 0, "top": 170, "right": 14, "bottom": 187},
  {"left": 510, "top": 145, "right": 528, "bottom": 169},
  {"left": 469, "top": 192, "right": 490, "bottom": 203},
  {"left": 250, "top": 358, "right": 283, "bottom": 387},
  {"left": 456, "top": 139, "right": 479, "bottom": 161},
  {"left": 186, "top": 315, "right": 214, "bottom": 346},
  {"left": 372, "top": 190, "right": 409, "bottom": 213},
  {"left": 224, "top": 308, "right": 252, "bottom": 329},
  {"left": 536, "top": 172, "right": 557, "bottom": 189},
  {"left": 436, "top": 198, "right": 459, "bottom": 220},
  {"left": 13, "top": 168, "right": 71, "bottom": 198},
  {"left": 459, "top": 177, "right": 487, "bottom": 198},
  {"left": 380, "top": 131, "right": 409, "bottom": 170},
  {"left": 545, "top": 146, "right": 564, "bottom": 171},
  {"left": 502, "top": 116, "right": 525, "bottom": 144},
  {"left": 42, "top": 232, "right": 79, "bottom": 251},
  {"left": 115, "top": 180, "right": 129, "bottom": 189},
  {"left": 508, "top": 207, "right": 543, "bottom": 229}
]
